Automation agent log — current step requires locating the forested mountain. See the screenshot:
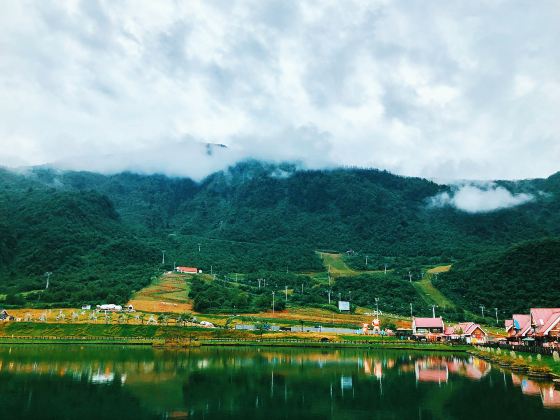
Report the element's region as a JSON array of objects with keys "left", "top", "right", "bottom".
[
  {"left": 1, "top": 161, "right": 559, "bottom": 311},
  {"left": 433, "top": 238, "right": 560, "bottom": 315}
]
